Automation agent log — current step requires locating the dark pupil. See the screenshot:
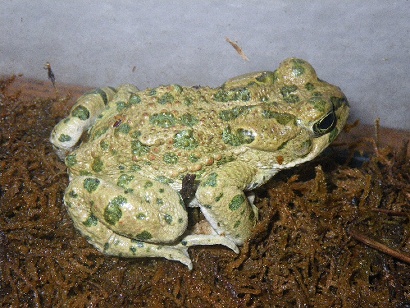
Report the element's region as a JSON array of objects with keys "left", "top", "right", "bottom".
[
  {"left": 314, "top": 111, "right": 336, "bottom": 136},
  {"left": 318, "top": 112, "right": 335, "bottom": 131}
]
